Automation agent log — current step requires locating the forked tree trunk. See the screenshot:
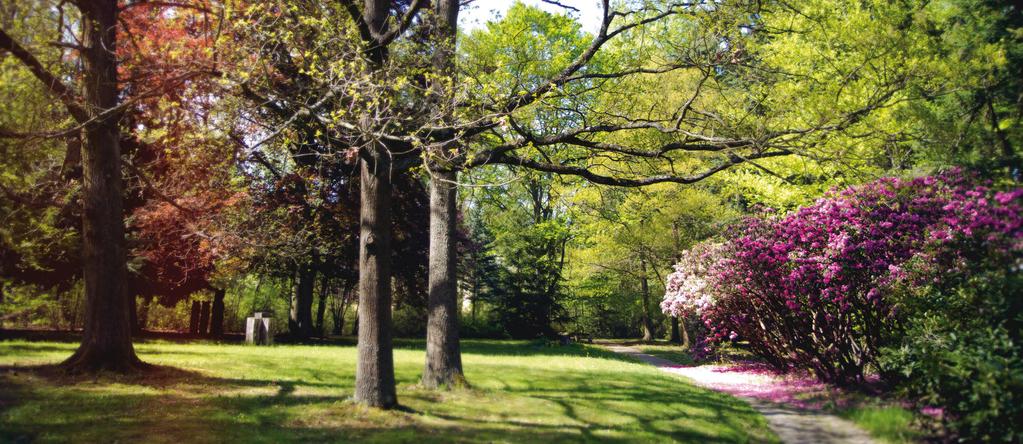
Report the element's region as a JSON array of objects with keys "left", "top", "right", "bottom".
[
  {"left": 210, "top": 288, "right": 225, "bottom": 338},
  {"left": 423, "top": 168, "right": 465, "bottom": 388},
  {"left": 62, "top": 0, "right": 143, "bottom": 372},
  {"left": 640, "top": 259, "right": 654, "bottom": 342},
  {"left": 354, "top": 157, "right": 397, "bottom": 408}
]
